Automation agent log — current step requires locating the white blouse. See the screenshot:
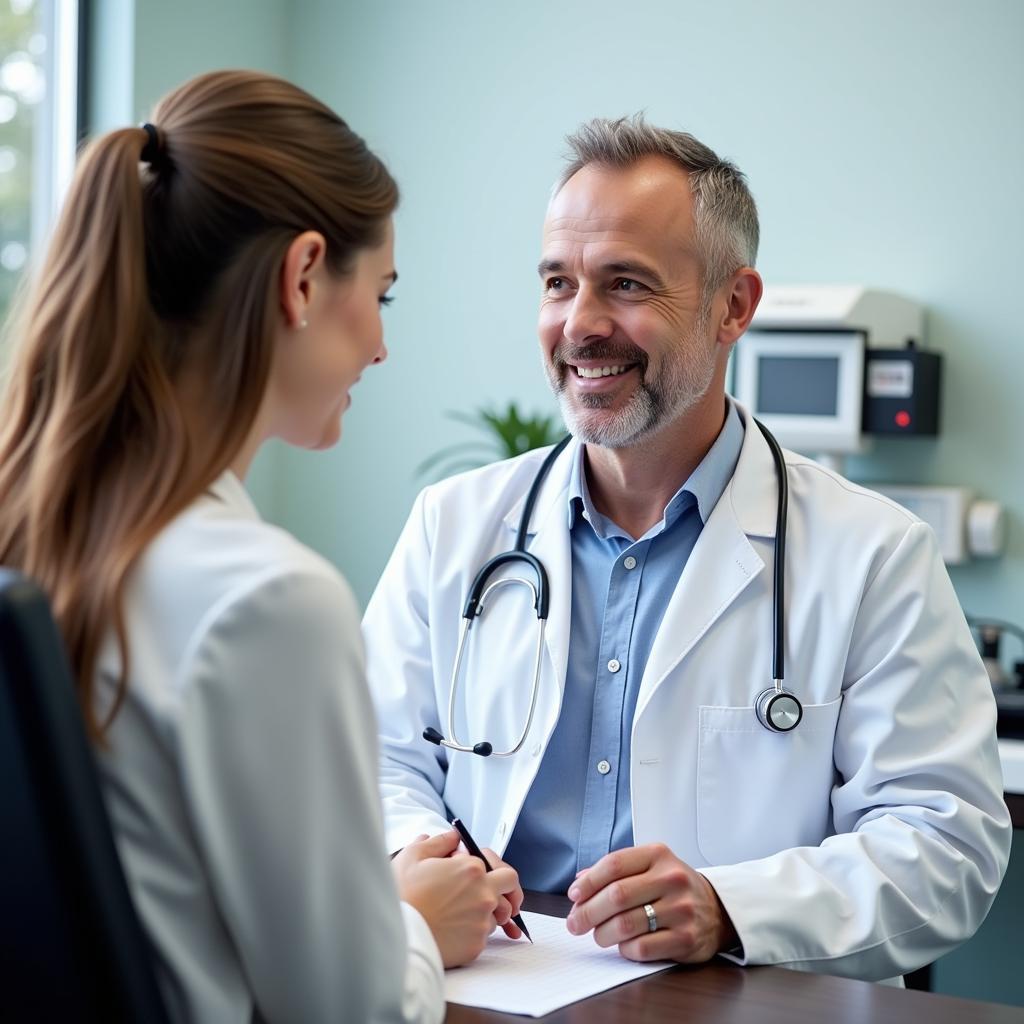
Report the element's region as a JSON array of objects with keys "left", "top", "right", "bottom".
[{"left": 95, "top": 472, "right": 443, "bottom": 1023}]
